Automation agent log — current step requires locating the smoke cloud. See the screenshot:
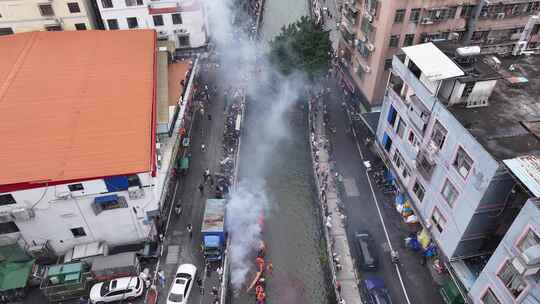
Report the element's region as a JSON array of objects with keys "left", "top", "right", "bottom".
[{"left": 206, "top": 0, "right": 309, "bottom": 292}]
